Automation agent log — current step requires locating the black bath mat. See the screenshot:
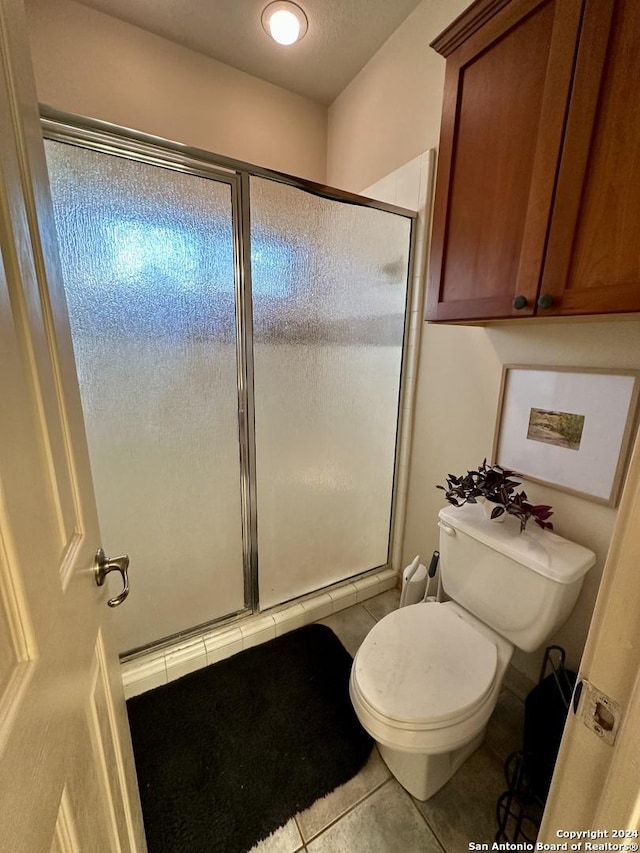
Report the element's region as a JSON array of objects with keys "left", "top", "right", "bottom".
[{"left": 126, "top": 624, "right": 373, "bottom": 853}]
